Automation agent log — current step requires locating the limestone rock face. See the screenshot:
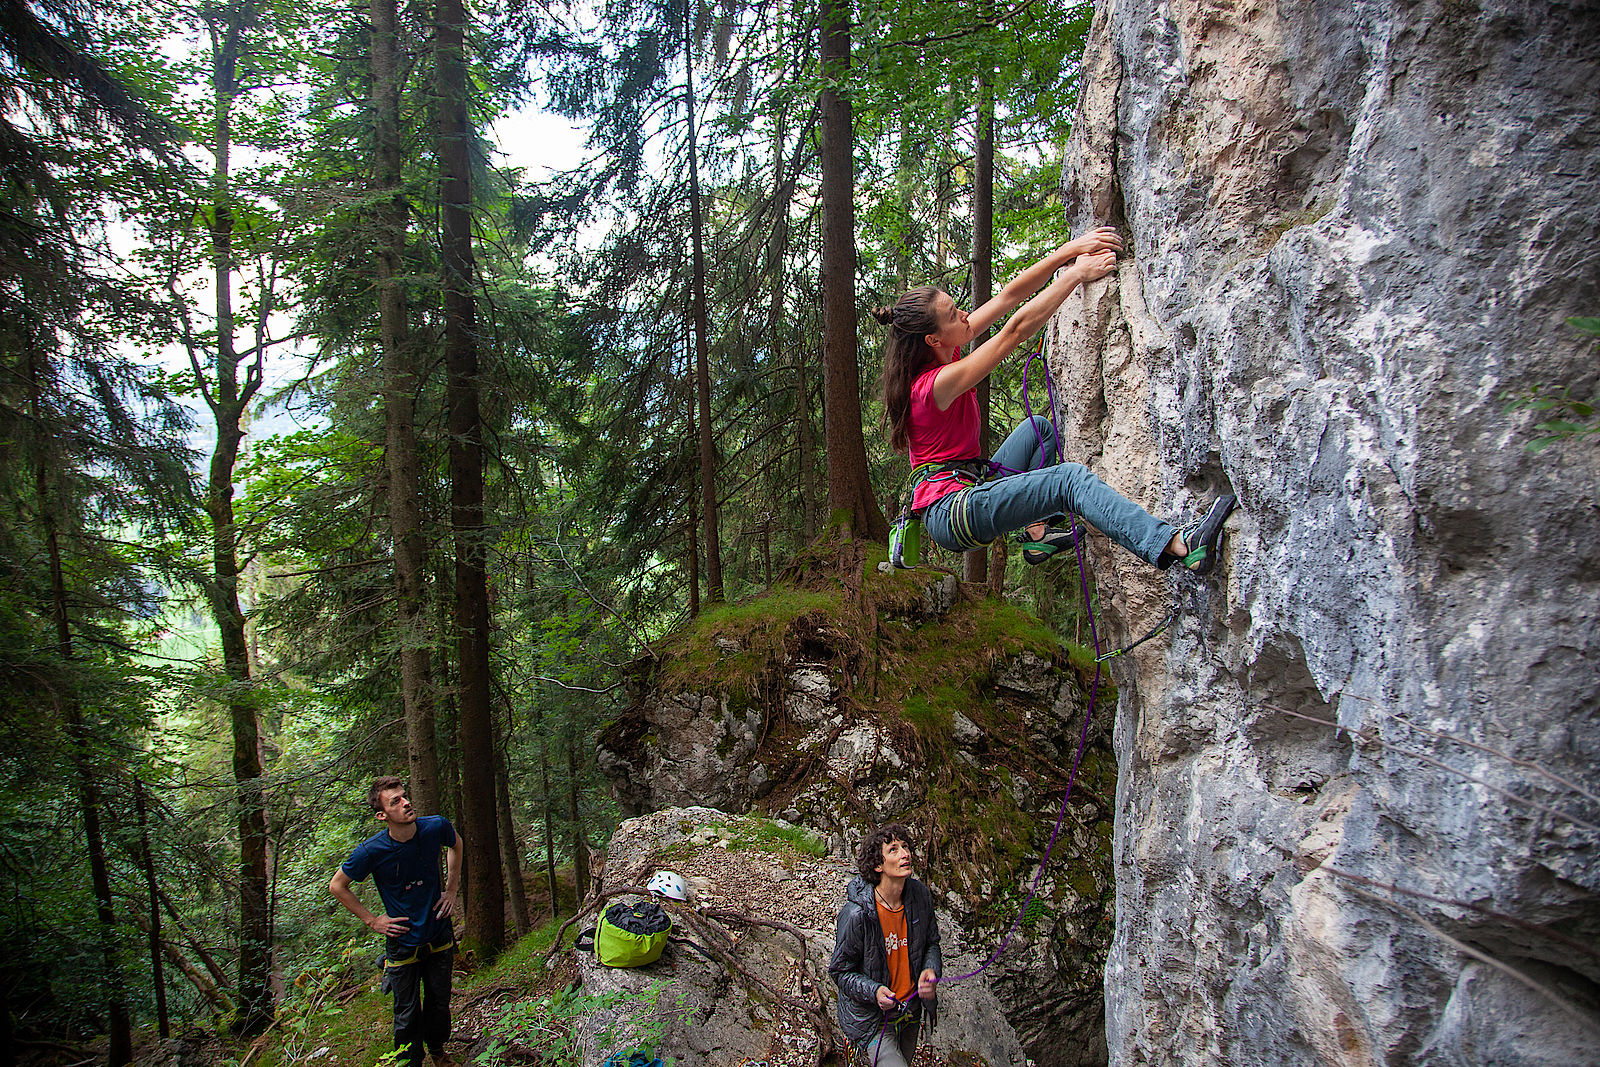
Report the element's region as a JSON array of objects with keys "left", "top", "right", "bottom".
[{"left": 1053, "top": 0, "right": 1600, "bottom": 1063}]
